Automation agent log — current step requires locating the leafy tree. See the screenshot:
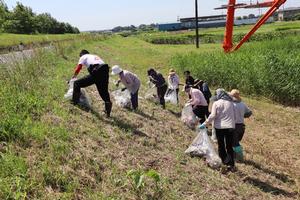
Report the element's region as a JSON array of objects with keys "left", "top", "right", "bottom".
[
  {"left": 0, "top": 0, "right": 9, "bottom": 32},
  {"left": 1, "top": 1, "right": 79, "bottom": 34},
  {"left": 6, "top": 2, "right": 35, "bottom": 34},
  {"left": 34, "top": 13, "right": 55, "bottom": 34}
]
